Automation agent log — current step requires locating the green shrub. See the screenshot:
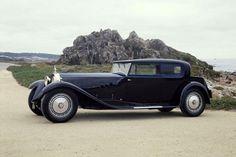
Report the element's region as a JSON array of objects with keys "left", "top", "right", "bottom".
[{"left": 209, "top": 98, "right": 236, "bottom": 110}]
